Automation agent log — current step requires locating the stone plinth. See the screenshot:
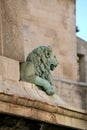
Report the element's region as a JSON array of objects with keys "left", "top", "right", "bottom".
[{"left": 0, "top": 76, "right": 86, "bottom": 130}]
